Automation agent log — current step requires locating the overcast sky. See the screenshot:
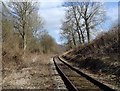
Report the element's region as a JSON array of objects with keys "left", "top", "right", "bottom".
[{"left": 39, "top": 1, "right": 118, "bottom": 44}]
